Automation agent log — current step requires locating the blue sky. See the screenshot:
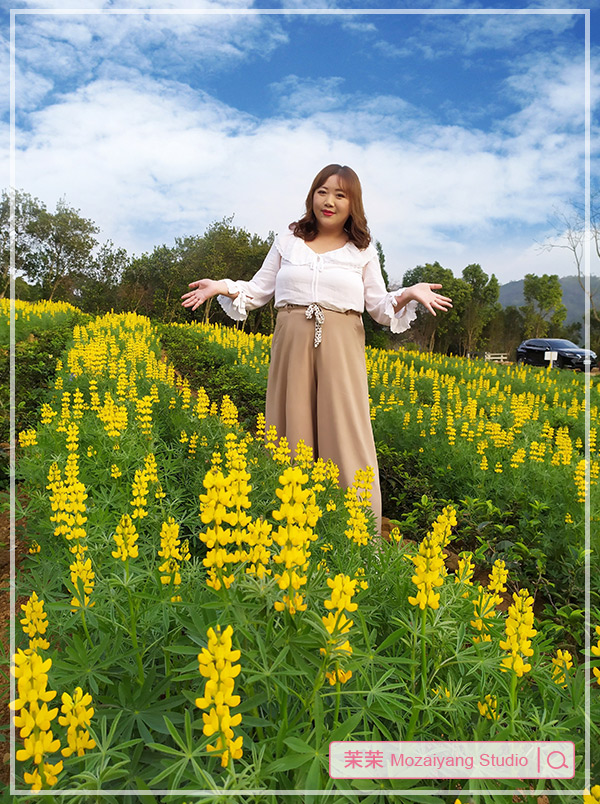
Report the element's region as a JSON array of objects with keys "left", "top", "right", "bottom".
[{"left": 1, "top": 1, "right": 598, "bottom": 287}]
